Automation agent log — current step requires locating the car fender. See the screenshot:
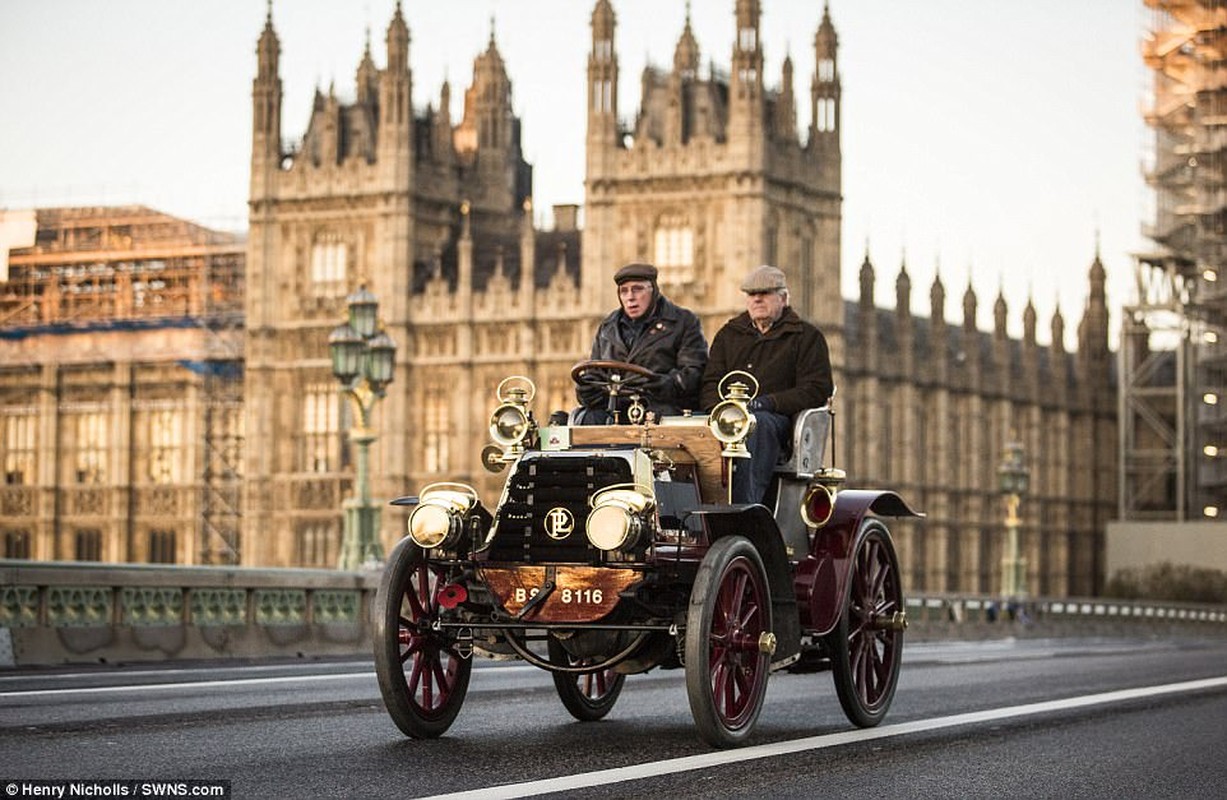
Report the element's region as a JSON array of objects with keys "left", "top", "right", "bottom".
[
  {"left": 689, "top": 504, "right": 801, "bottom": 666},
  {"left": 794, "top": 490, "right": 922, "bottom": 635}
]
